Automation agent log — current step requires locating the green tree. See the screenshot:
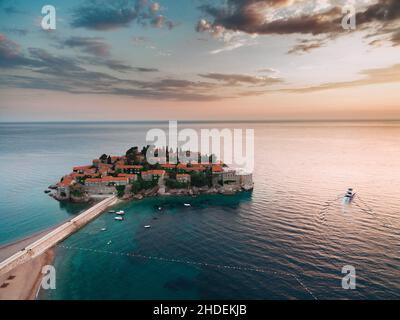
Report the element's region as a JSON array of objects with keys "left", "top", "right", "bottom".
[
  {"left": 100, "top": 154, "right": 108, "bottom": 162},
  {"left": 165, "top": 179, "right": 188, "bottom": 189},
  {"left": 190, "top": 172, "right": 207, "bottom": 187},
  {"left": 70, "top": 184, "right": 85, "bottom": 197},
  {"left": 115, "top": 185, "right": 126, "bottom": 198}
]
